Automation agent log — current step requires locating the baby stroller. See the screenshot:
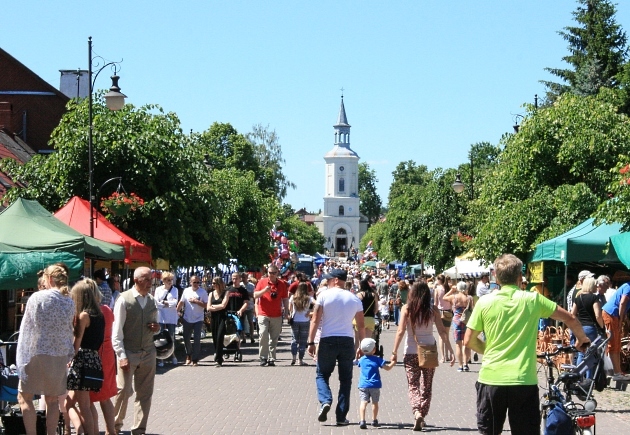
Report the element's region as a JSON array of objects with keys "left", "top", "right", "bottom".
[
  {"left": 1, "top": 332, "right": 64, "bottom": 435},
  {"left": 557, "top": 334, "right": 611, "bottom": 411},
  {"left": 222, "top": 312, "right": 243, "bottom": 362},
  {"left": 372, "top": 314, "right": 384, "bottom": 358}
]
